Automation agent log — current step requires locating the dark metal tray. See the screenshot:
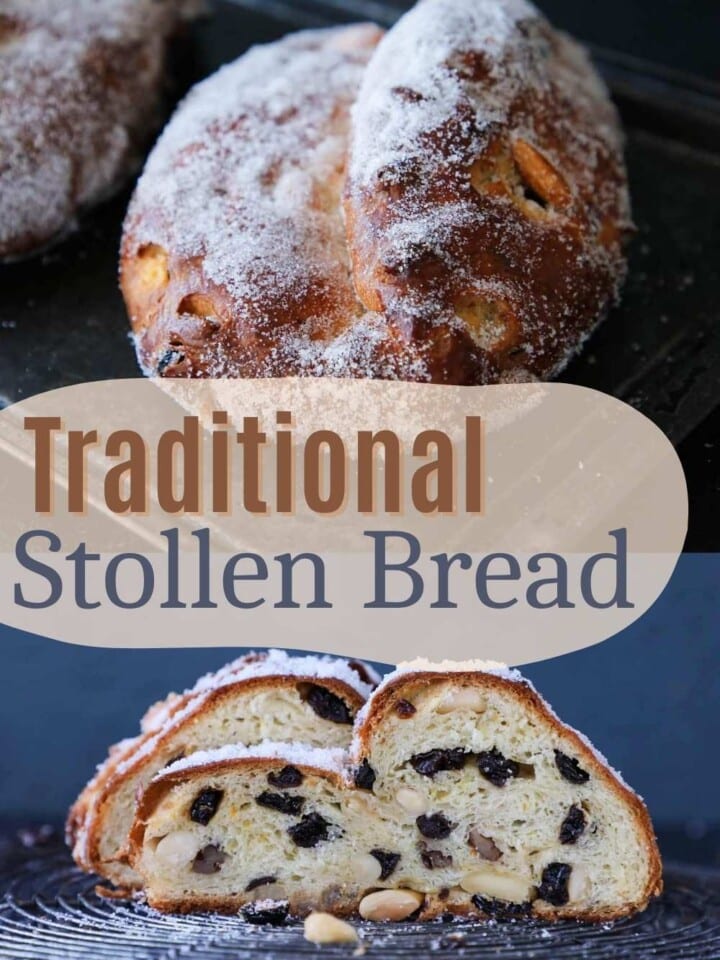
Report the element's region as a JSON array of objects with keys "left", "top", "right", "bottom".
[
  {"left": 0, "top": 0, "right": 718, "bottom": 516},
  {"left": 1, "top": 832, "right": 719, "bottom": 960}
]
